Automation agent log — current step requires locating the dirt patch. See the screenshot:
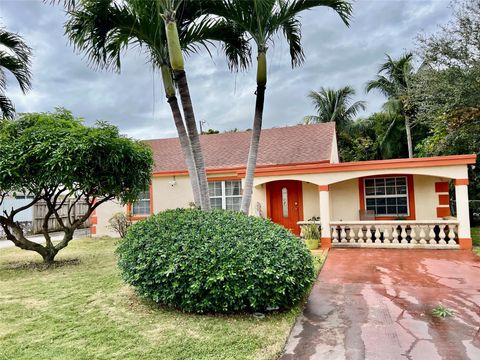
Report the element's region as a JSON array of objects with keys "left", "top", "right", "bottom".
[{"left": 2, "top": 258, "right": 81, "bottom": 271}]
